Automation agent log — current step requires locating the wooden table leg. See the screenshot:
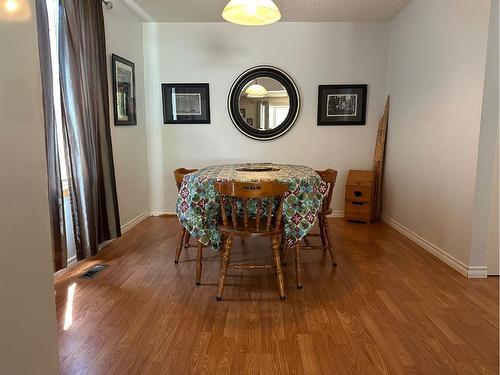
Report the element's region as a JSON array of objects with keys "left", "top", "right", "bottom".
[
  {"left": 184, "top": 232, "right": 191, "bottom": 248},
  {"left": 303, "top": 235, "right": 311, "bottom": 248},
  {"left": 175, "top": 227, "right": 186, "bottom": 264},
  {"left": 196, "top": 242, "right": 203, "bottom": 285},
  {"left": 272, "top": 235, "right": 286, "bottom": 300},
  {"left": 295, "top": 244, "right": 302, "bottom": 289}
]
